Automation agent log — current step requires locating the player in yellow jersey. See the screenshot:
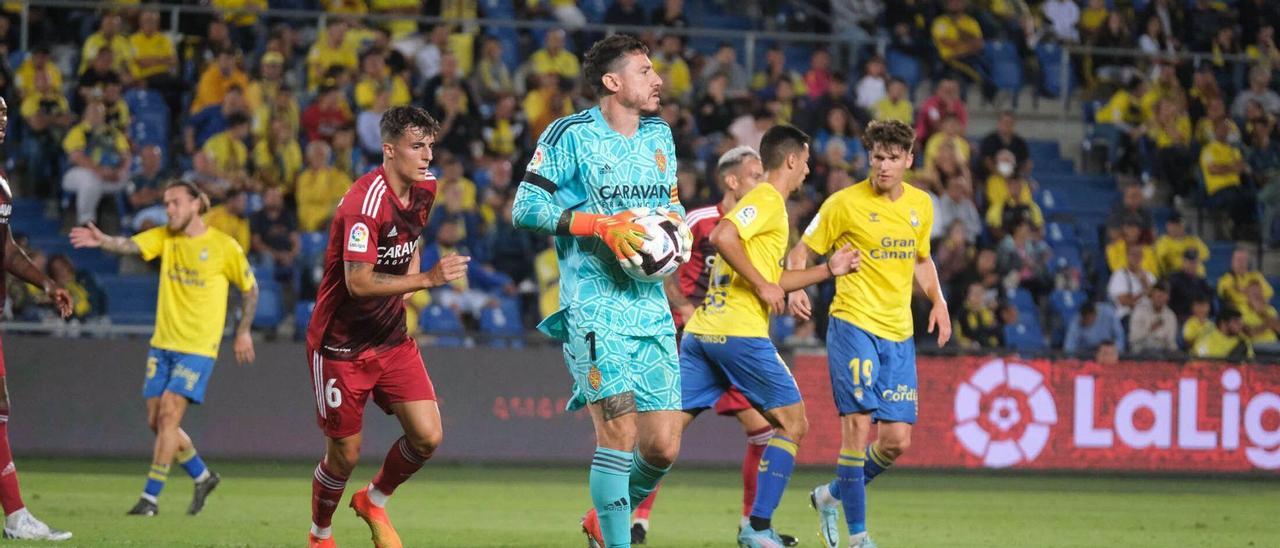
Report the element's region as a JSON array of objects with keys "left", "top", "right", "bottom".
[
  {"left": 679, "top": 125, "right": 859, "bottom": 548},
  {"left": 789, "top": 120, "right": 951, "bottom": 548},
  {"left": 70, "top": 181, "right": 258, "bottom": 518}
]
